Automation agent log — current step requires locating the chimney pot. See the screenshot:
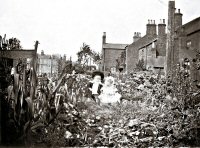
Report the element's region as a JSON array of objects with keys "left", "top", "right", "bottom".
[
  {"left": 103, "top": 32, "right": 106, "bottom": 36},
  {"left": 133, "top": 32, "right": 141, "bottom": 42},
  {"left": 178, "top": 9, "right": 180, "bottom": 13},
  {"left": 163, "top": 19, "right": 165, "bottom": 24}
]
